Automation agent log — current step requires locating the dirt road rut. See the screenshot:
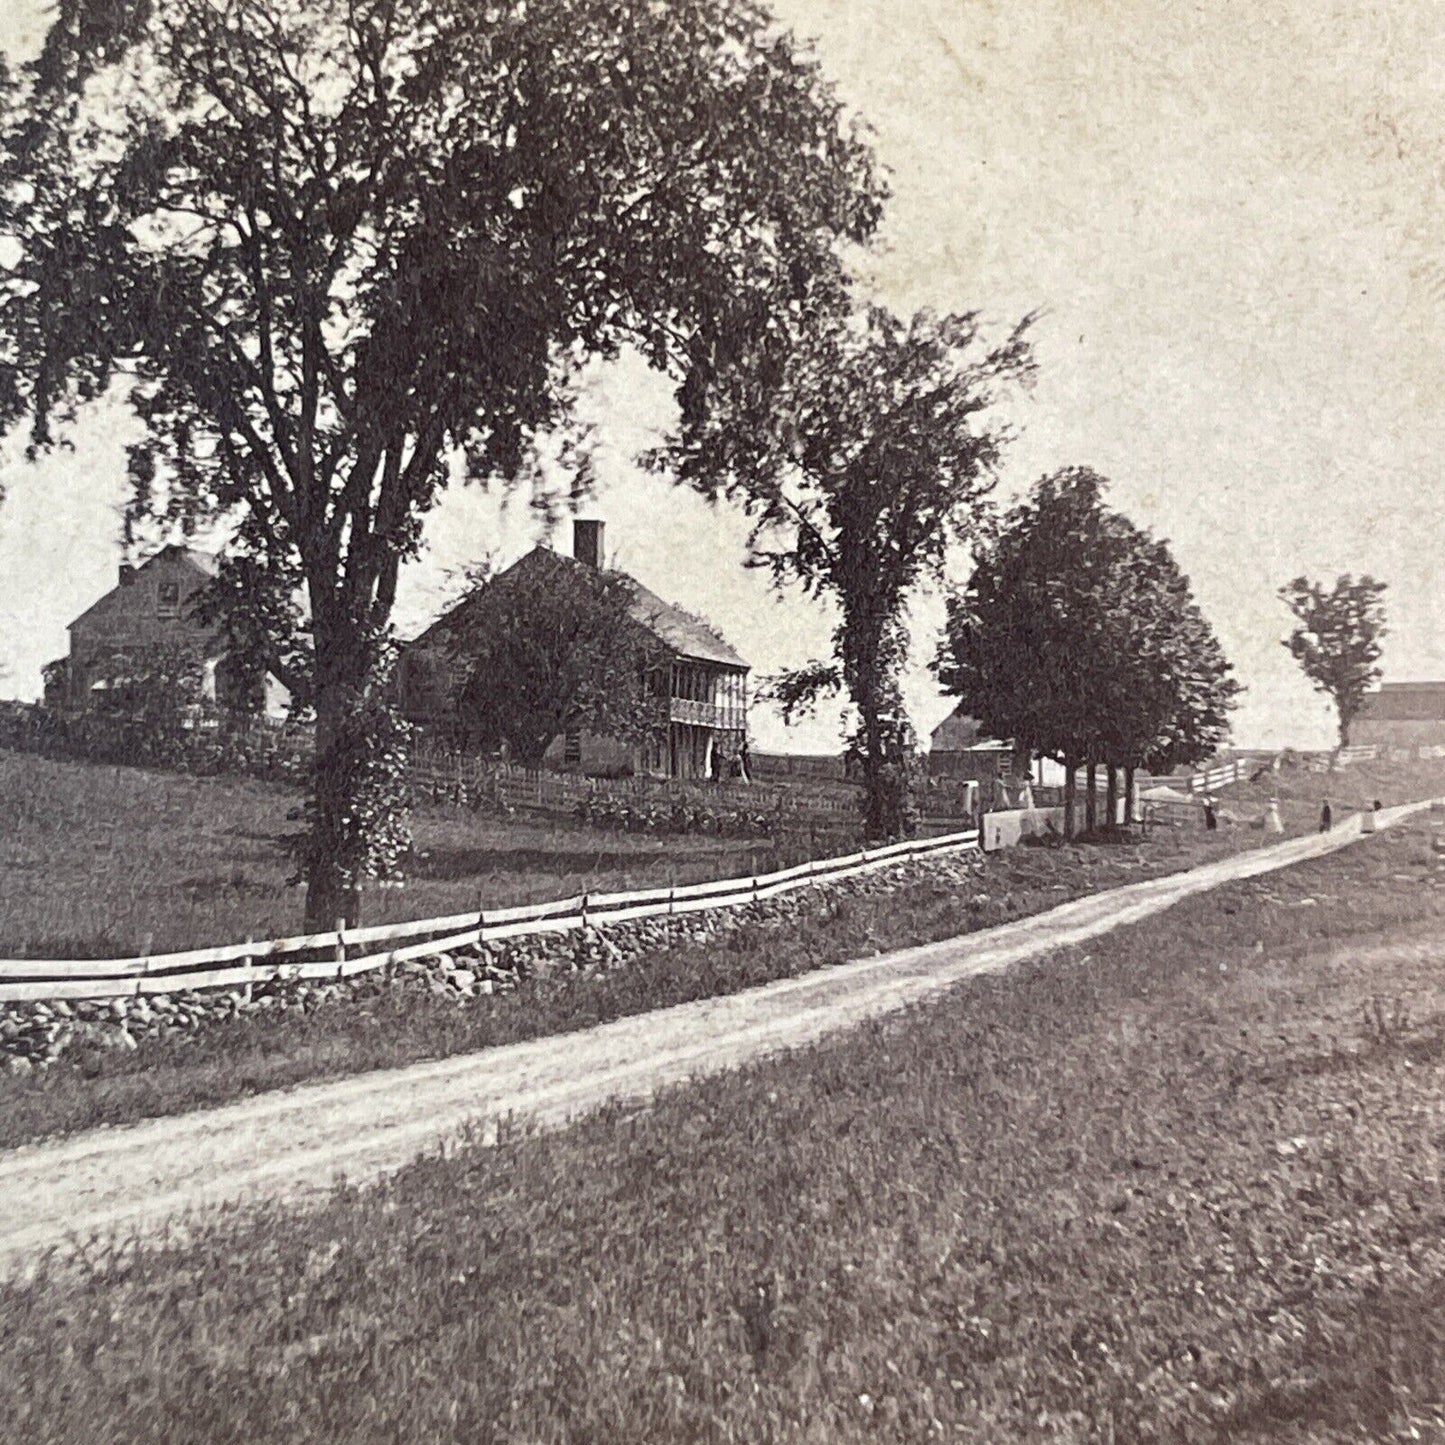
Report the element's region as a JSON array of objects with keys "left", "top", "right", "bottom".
[{"left": 0, "top": 803, "right": 1430, "bottom": 1272}]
